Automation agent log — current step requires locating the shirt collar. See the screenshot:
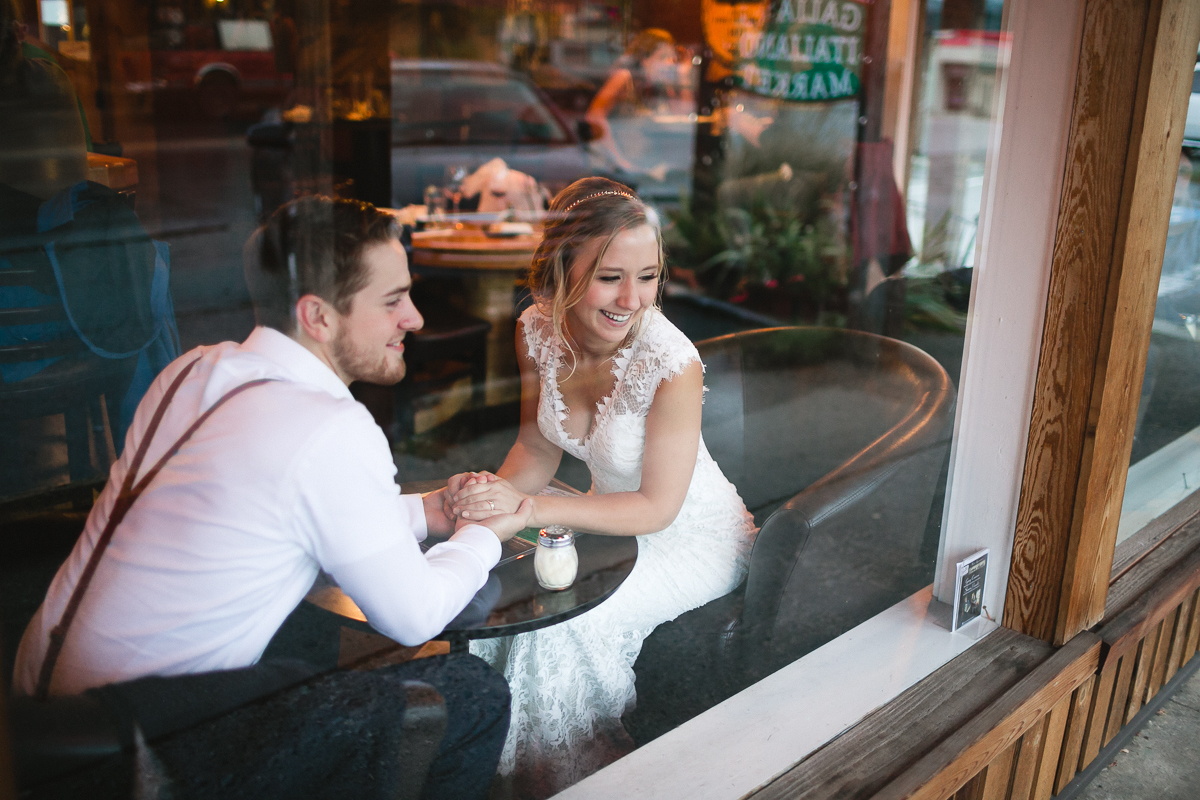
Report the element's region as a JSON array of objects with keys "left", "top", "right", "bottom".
[{"left": 240, "top": 326, "right": 352, "bottom": 400}]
